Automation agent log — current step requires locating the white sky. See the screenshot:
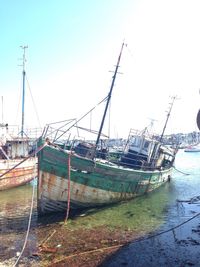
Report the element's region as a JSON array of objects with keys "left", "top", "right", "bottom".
[{"left": 0, "top": 0, "right": 200, "bottom": 138}]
